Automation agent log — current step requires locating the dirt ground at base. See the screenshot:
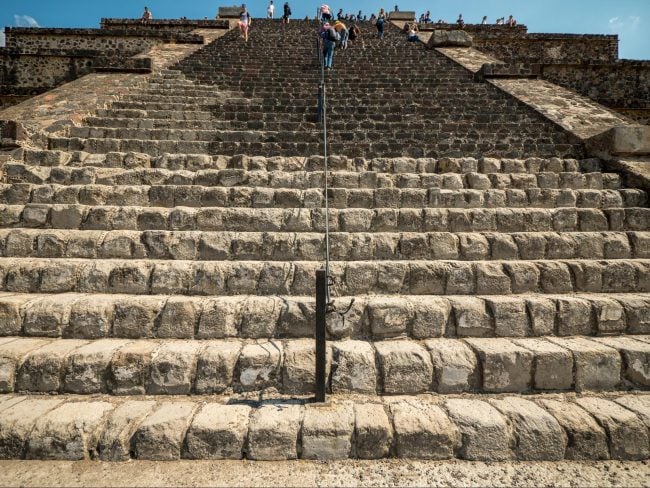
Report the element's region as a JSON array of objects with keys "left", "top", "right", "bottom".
[{"left": 0, "top": 460, "right": 648, "bottom": 487}]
